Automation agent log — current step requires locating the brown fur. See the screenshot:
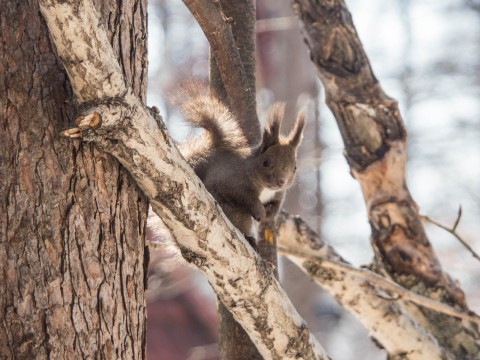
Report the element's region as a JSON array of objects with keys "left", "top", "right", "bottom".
[
  {"left": 178, "top": 93, "right": 305, "bottom": 243},
  {"left": 176, "top": 83, "right": 250, "bottom": 179}
]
